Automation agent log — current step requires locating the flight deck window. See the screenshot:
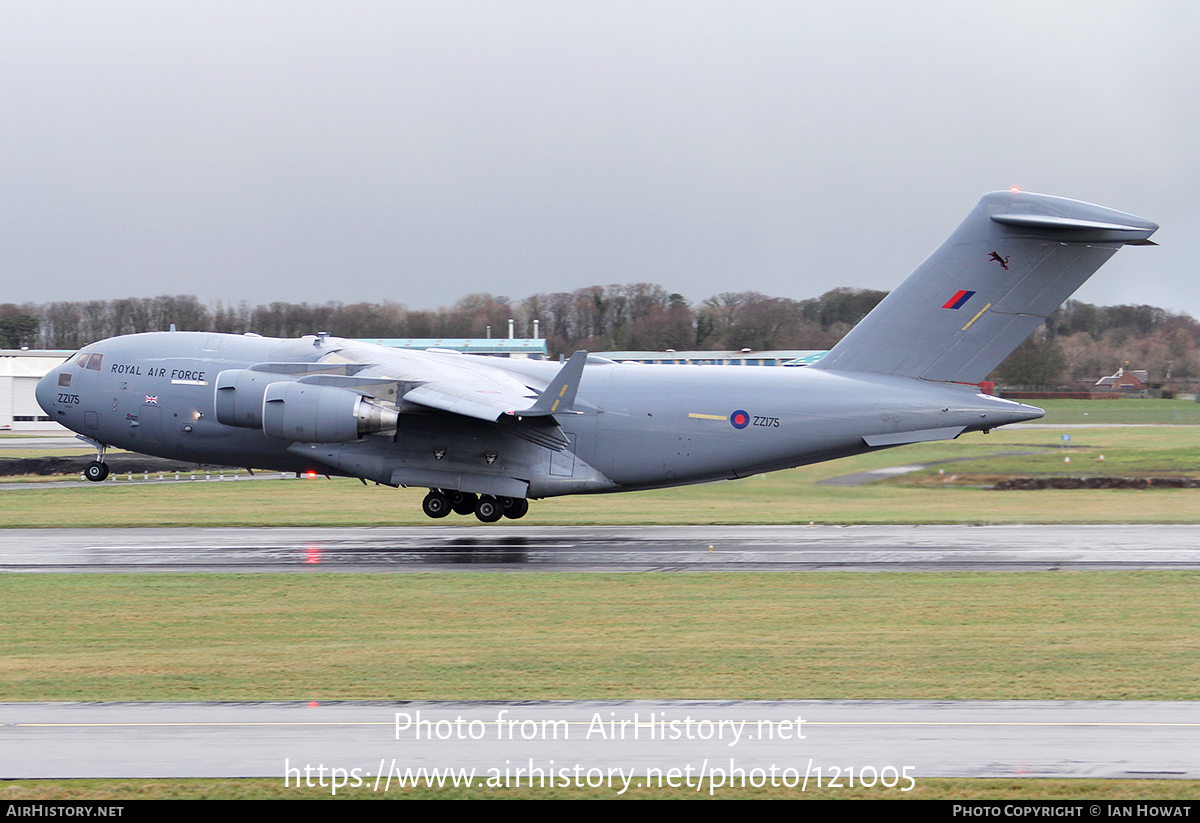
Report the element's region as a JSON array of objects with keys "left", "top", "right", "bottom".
[{"left": 86, "top": 353, "right": 103, "bottom": 371}]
